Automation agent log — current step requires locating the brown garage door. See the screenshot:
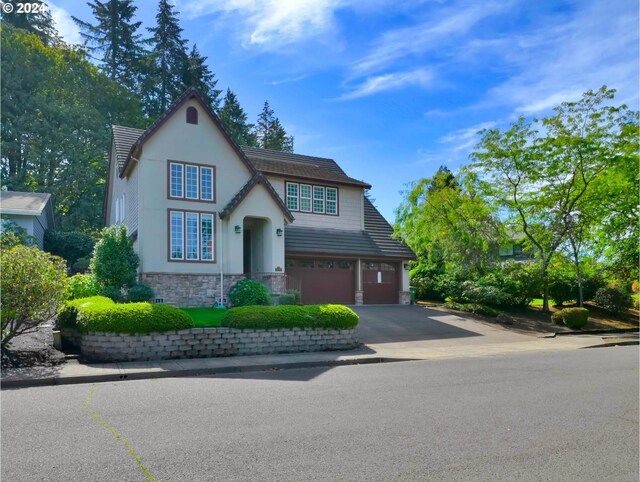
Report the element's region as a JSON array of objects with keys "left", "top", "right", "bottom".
[
  {"left": 363, "top": 261, "right": 398, "bottom": 304},
  {"left": 286, "top": 258, "right": 355, "bottom": 305}
]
